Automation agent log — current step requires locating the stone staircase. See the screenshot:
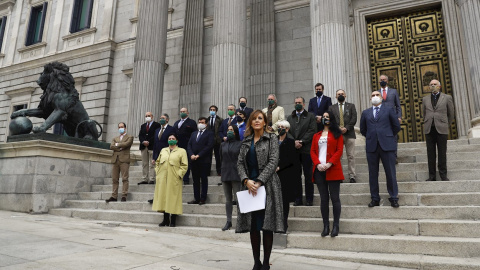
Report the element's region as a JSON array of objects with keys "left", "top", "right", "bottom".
[{"left": 49, "top": 138, "right": 480, "bottom": 269}]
